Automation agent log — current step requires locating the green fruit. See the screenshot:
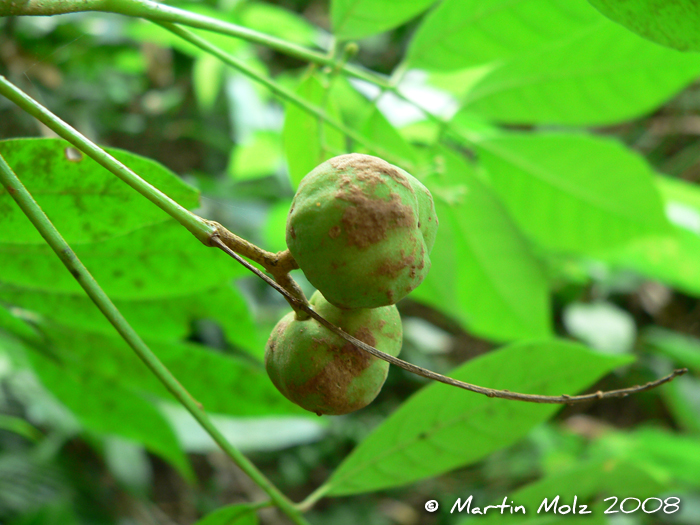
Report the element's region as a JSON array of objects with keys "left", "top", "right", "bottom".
[
  {"left": 265, "top": 290, "right": 402, "bottom": 415},
  {"left": 286, "top": 153, "right": 438, "bottom": 309}
]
